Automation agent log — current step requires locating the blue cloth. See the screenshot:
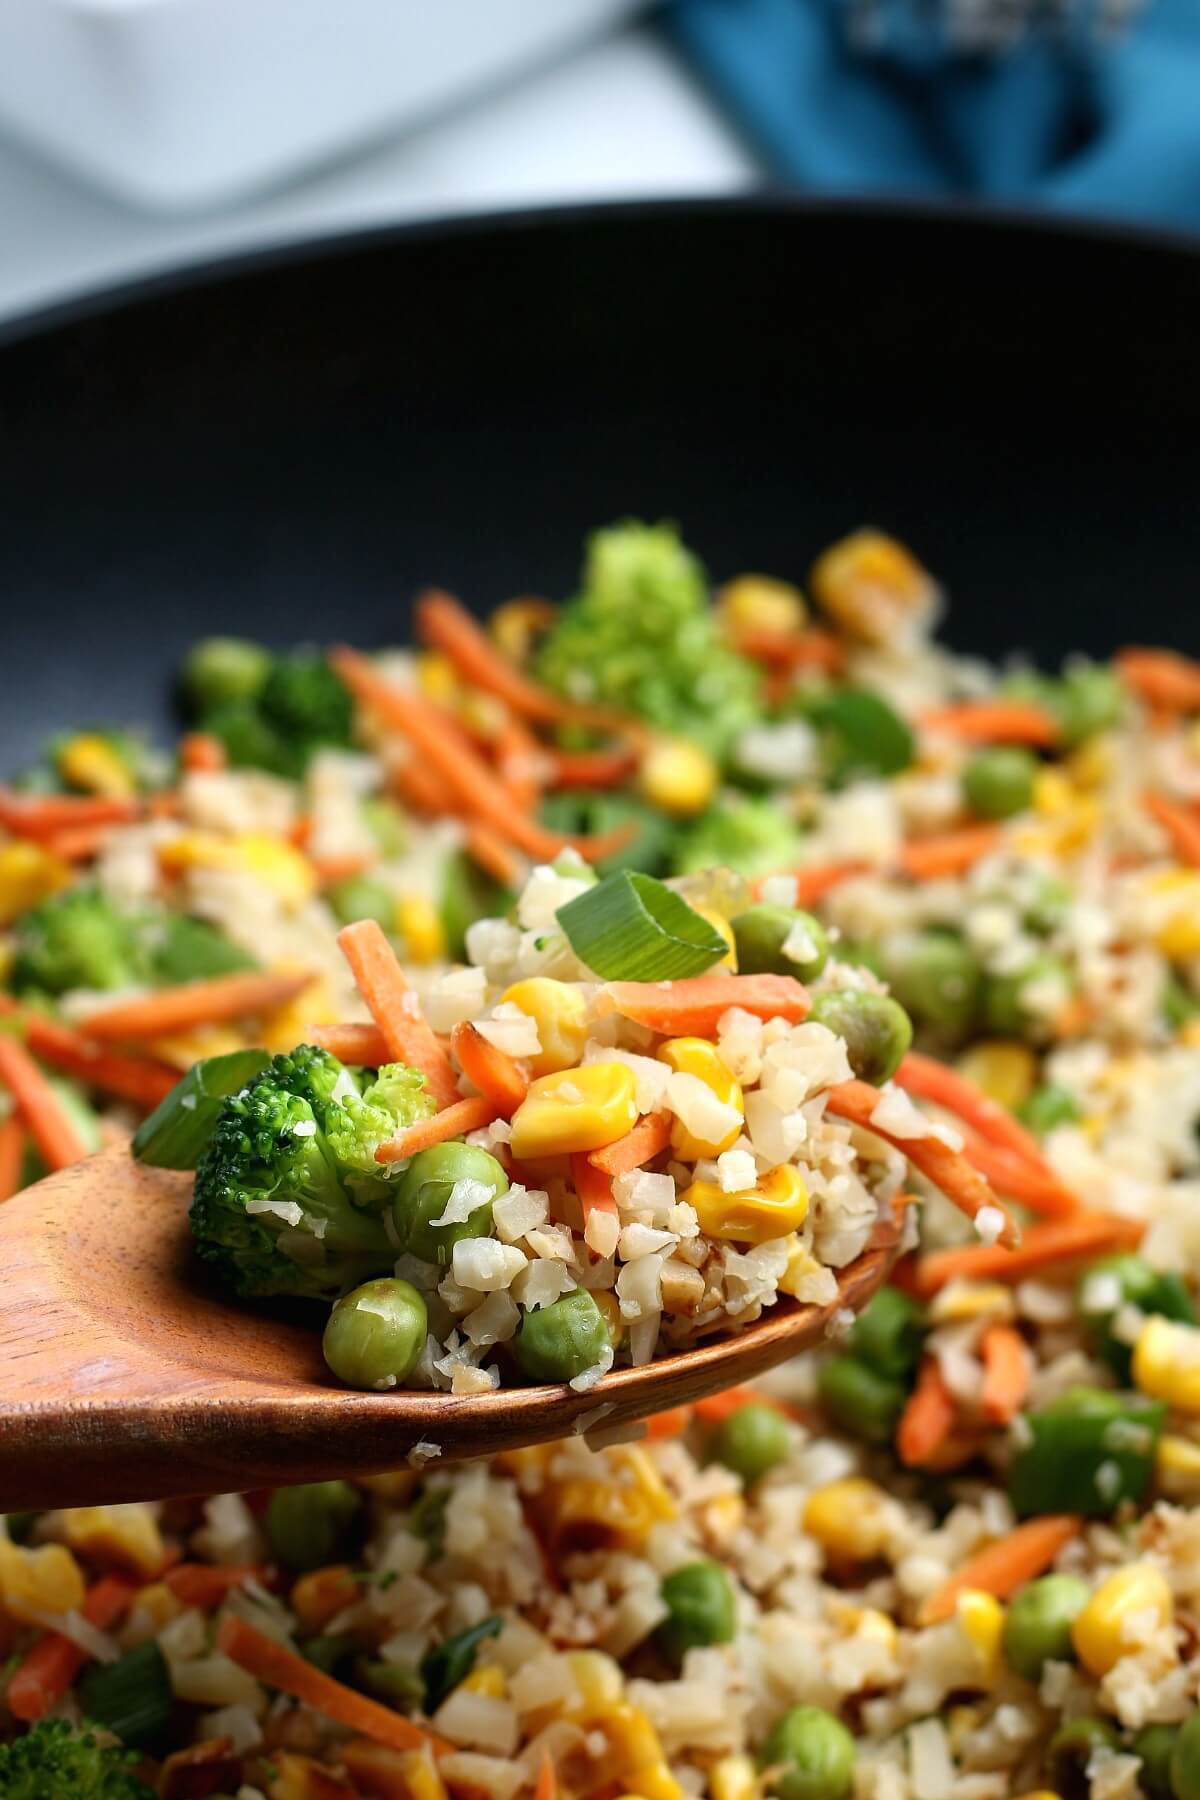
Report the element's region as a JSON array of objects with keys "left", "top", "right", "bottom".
[{"left": 662, "top": 0, "right": 1200, "bottom": 229}]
